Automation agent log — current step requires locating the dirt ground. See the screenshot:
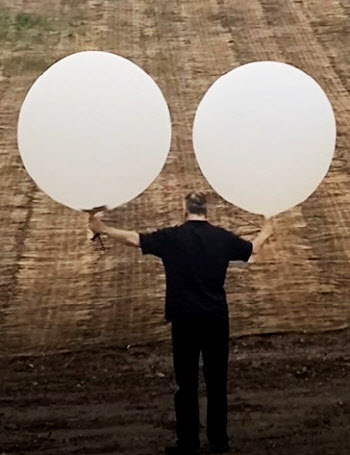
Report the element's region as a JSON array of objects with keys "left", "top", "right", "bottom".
[{"left": 1, "top": 328, "right": 350, "bottom": 455}]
